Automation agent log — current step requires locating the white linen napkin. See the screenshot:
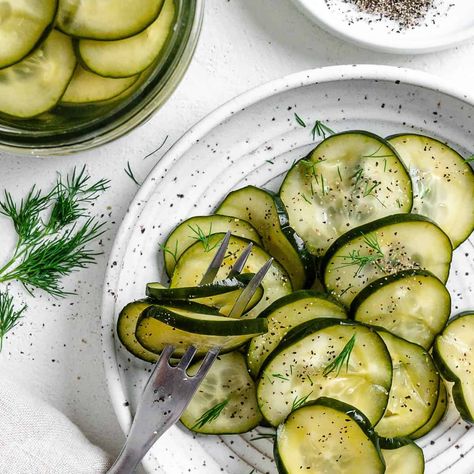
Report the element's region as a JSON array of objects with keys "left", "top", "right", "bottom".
[{"left": 0, "top": 376, "right": 112, "bottom": 474}]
